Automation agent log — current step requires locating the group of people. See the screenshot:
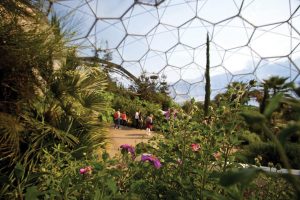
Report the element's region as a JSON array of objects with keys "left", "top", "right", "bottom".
[
  {"left": 113, "top": 109, "right": 154, "bottom": 134},
  {"left": 134, "top": 111, "right": 153, "bottom": 134},
  {"left": 113, "top": 109, "right": 127, "bottom": 129}
]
